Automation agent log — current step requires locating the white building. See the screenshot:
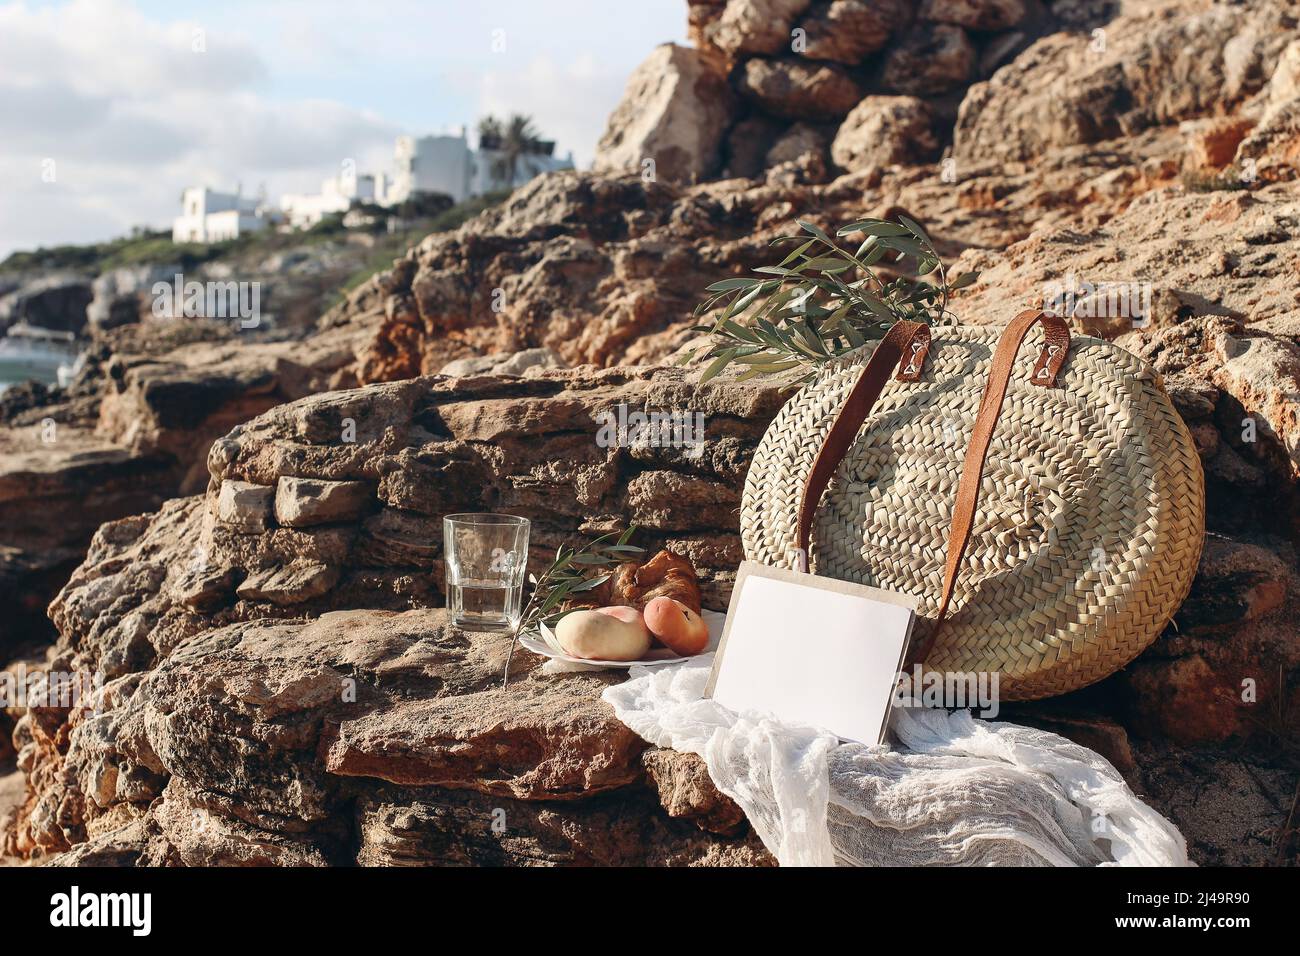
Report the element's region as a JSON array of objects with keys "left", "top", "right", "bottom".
[
  {"left": 172, "top": 187, "right": 269, "bottom": 243},
  {"left": 280, "top": 169, "right": 385, "bottom": 230},
  {"left": 384, "top": 128, "right": 574, "bottom": 206},
  {"left": 386, "top": 131, "right": 475, "bottom": 205},
  {"left": 173, "top": 124, "right": 574, "bottom": 243}
]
